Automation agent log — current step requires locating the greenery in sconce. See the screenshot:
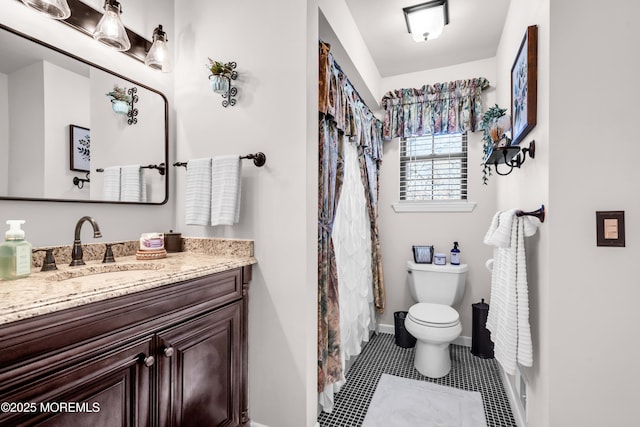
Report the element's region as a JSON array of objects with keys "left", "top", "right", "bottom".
[
  {"left": 76, "top": 134, "right": 90, "bottom": 162},
  {"left": 207, "top": 58, "right": 235, "bottom": 78},
  {"left": 105, "top": 85, "right": 131, "bottom": 102},
  {"left": 480, "top": 104, "right": 508, "bottom": 185}
]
